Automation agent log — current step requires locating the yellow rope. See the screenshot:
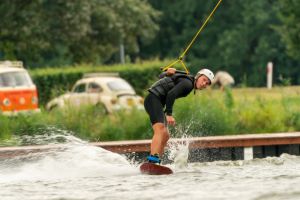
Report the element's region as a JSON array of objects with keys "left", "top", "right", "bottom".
[
  {"left": 162, "top": 59, "right": 181, "bottom": 71},
  {"left": 180, "top": 60, "right": 189, "bottom": 74},
  {"left": 162, "top": 0, "right": 223, "bottom": 74}
]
